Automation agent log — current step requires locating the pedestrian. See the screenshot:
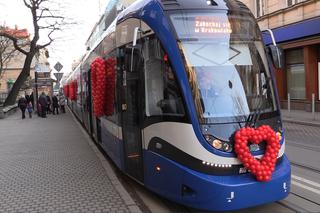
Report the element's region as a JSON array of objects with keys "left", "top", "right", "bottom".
[
  {"left": 46, "top": 95, "right": 52, "bottom": 114},
  {"left": 38, "top": 92, "right": 47, "bottom": 118},
  {"left": 26, "top": 101, "right": 33, "bottom": 118},
  {"left": 37, "top": 102, "right": 42, "bottom": 117},
  {"left": 27, "top": 92, "right": 34, "bottom": 110},
  {"left": 18, "top": 95, "right": 27, "bottom": 119},
  {"left": 59, "top": 93, "right": 66, "bottom": 113},
  {"left": 52, "top": 95, "right": 59, "bottom": 115}
]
